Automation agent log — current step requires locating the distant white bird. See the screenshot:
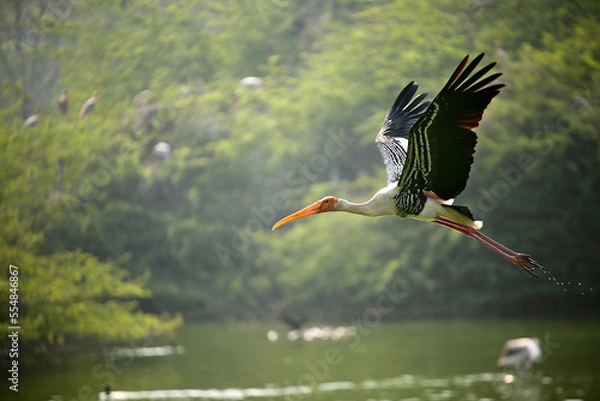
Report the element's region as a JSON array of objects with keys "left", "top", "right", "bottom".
[
  {"left": 152, "top": 141, "right": 172, "bottom": 159},
  {"left": 497, "top": 337, "right": 541, "bottom": 371},
  {"left": 23, "top": 108, "right": 43, "bottom": 127},
  {"left": 240, "top": 76, "right": 265, "bottom": 90},
  {"left": 80, "top": 91, "right": 99, "bottom": 118}
]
